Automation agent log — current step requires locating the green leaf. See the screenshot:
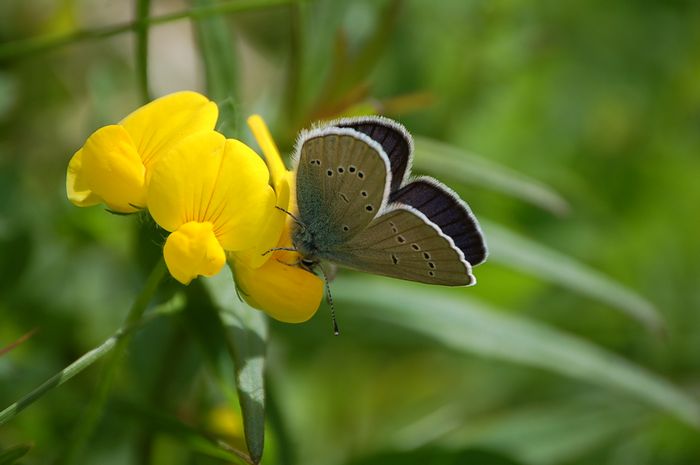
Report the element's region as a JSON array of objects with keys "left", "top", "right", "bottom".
[
  {"left": 346, "top": 447, "right": 524, "bottom": 465},
  {"left": 419, "top": 397, "right": 646, "bottom": 465},
  {"left": 206, "top": 268, "right": 268, "bottom": 464},
  {"left": 483, "top": 220, "right": 664, "bottom": 333},
  {"left": 0, "top": 445, "right": 31, "bottom": 465},
  {"left": 193, "top": 0, "right": 239, "bottom": 138},
  {"left": 413, "top": 137, "right": 570, "bottom": 215},
  {"left": 336, "top": 277, "right": 700, "bottom": 428}
]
